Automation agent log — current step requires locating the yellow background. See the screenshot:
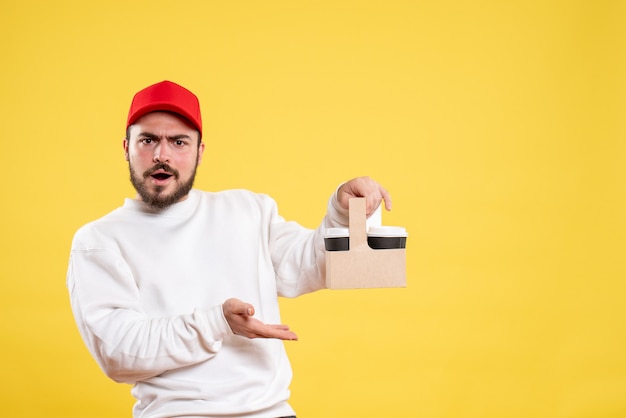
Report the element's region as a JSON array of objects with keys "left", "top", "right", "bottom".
[{"left": 1, "top": 1, "right": 625, "bottom": 417}]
